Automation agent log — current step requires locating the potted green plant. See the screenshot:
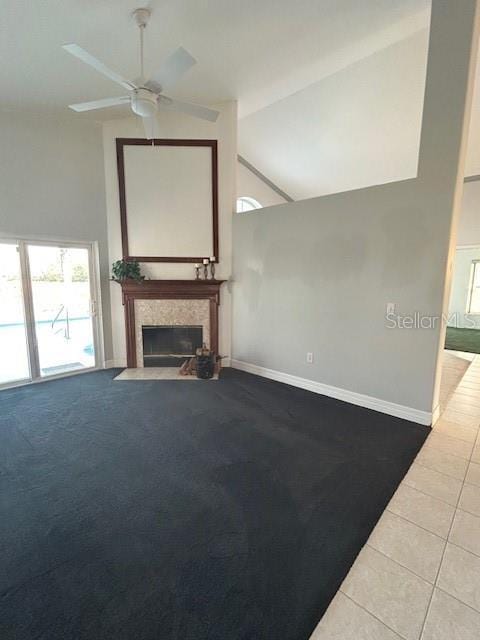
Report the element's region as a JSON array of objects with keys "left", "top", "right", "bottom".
[{"left": 111, "top": 259, "right": 144, "bottom": 282}]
